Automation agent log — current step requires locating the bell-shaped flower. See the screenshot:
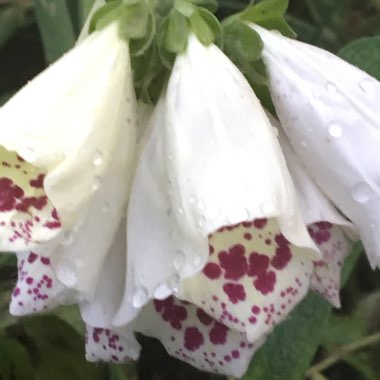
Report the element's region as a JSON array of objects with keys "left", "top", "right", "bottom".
[
  {"left": 0, "top": 20, "right": 137, "bottom": 315},
  {"left": 114, "top": 33, "right": 320, "bottom": 342},
  {"left": 252, "top": 24, "right": 380, "bottom": 268}
]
